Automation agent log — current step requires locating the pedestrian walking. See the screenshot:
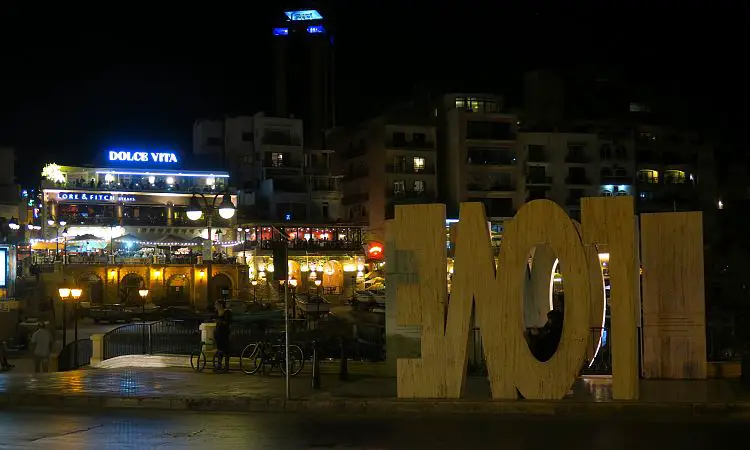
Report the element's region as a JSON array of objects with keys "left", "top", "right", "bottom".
[
  {"left": 214, "top": 300, "right": 232, "bottom": 372},
  {"left": 30, "top": 322, "right": 52, "bottom": 373}
]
